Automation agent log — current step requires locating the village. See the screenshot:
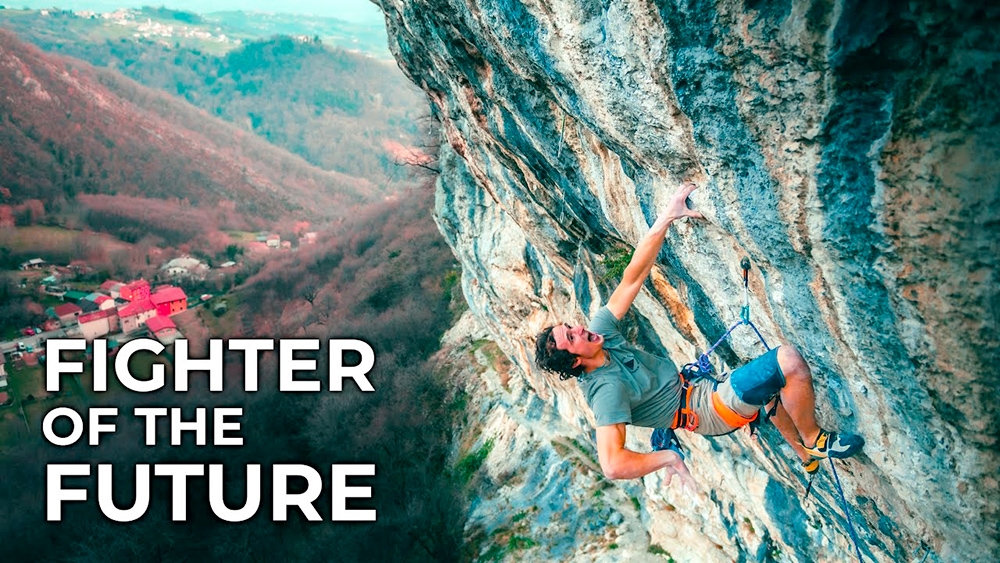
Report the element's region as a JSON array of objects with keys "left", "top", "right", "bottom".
[
  {"left": 0, "top": 227, "right": 319, "bottom": 419},
  {"left": 36, "top": 7, "right": 239, "bottom": 45},
  {"left": 0, "top": 253, "right": 237, "bottom": 440}
]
